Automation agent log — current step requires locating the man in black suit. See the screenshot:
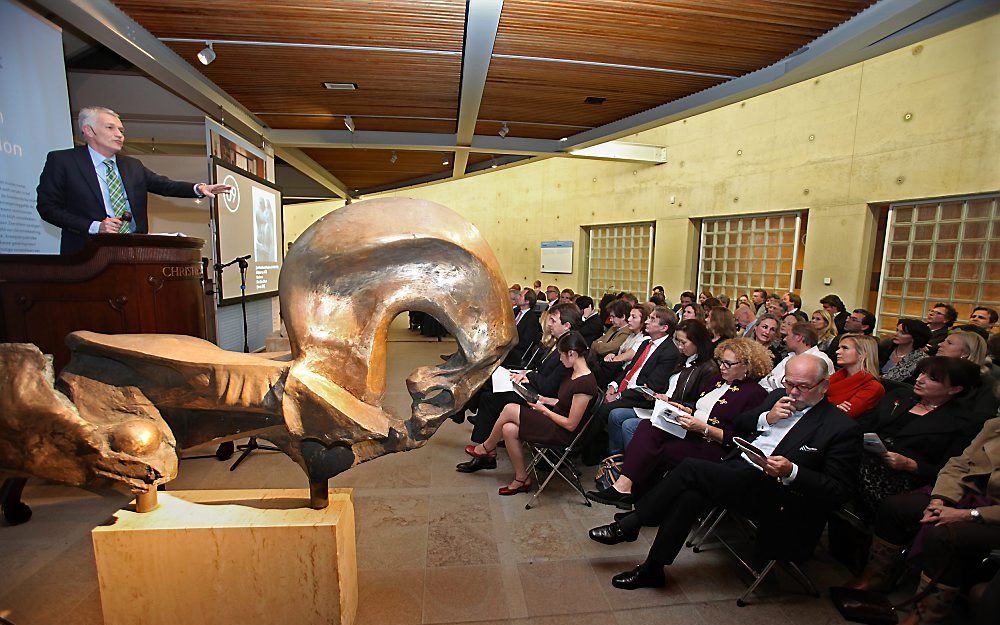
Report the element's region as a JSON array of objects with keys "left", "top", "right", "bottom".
[
  {"left": 577, "top": 295, "right": 604, "bottom": 345},
  {"left": 502, "top": 288, "right": 543, "bottom": 369},
  {"left": 581, "top": 306, "right": 680, "bottom": 464},
  {"left": 36, "top": 106, "right": 231, "bottom": 254},
  {"left": 457, "top": 302, "right": 581, "bottom": 472},
  {"left": 588, "top": 354, "right": 860, "bottom": 590}
]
